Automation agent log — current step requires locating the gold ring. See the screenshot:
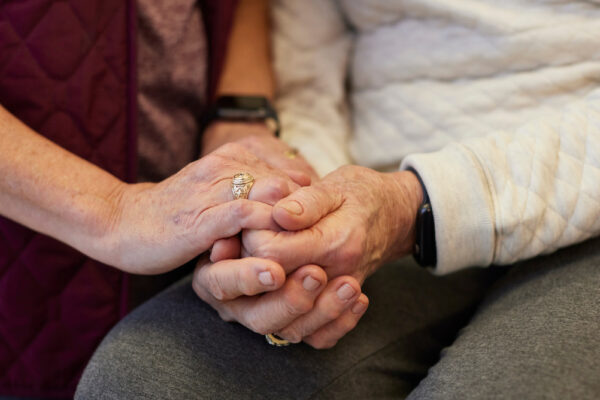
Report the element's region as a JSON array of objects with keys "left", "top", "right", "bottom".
[
  {"left": 284, "top": 148, "right": 299, "bottom": 160},
  {"left": 265, "top": 333, "right": 290, "bottom": 347},
  {"left": 231, "top": 172, "right": 255, "bottom": 200}
]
